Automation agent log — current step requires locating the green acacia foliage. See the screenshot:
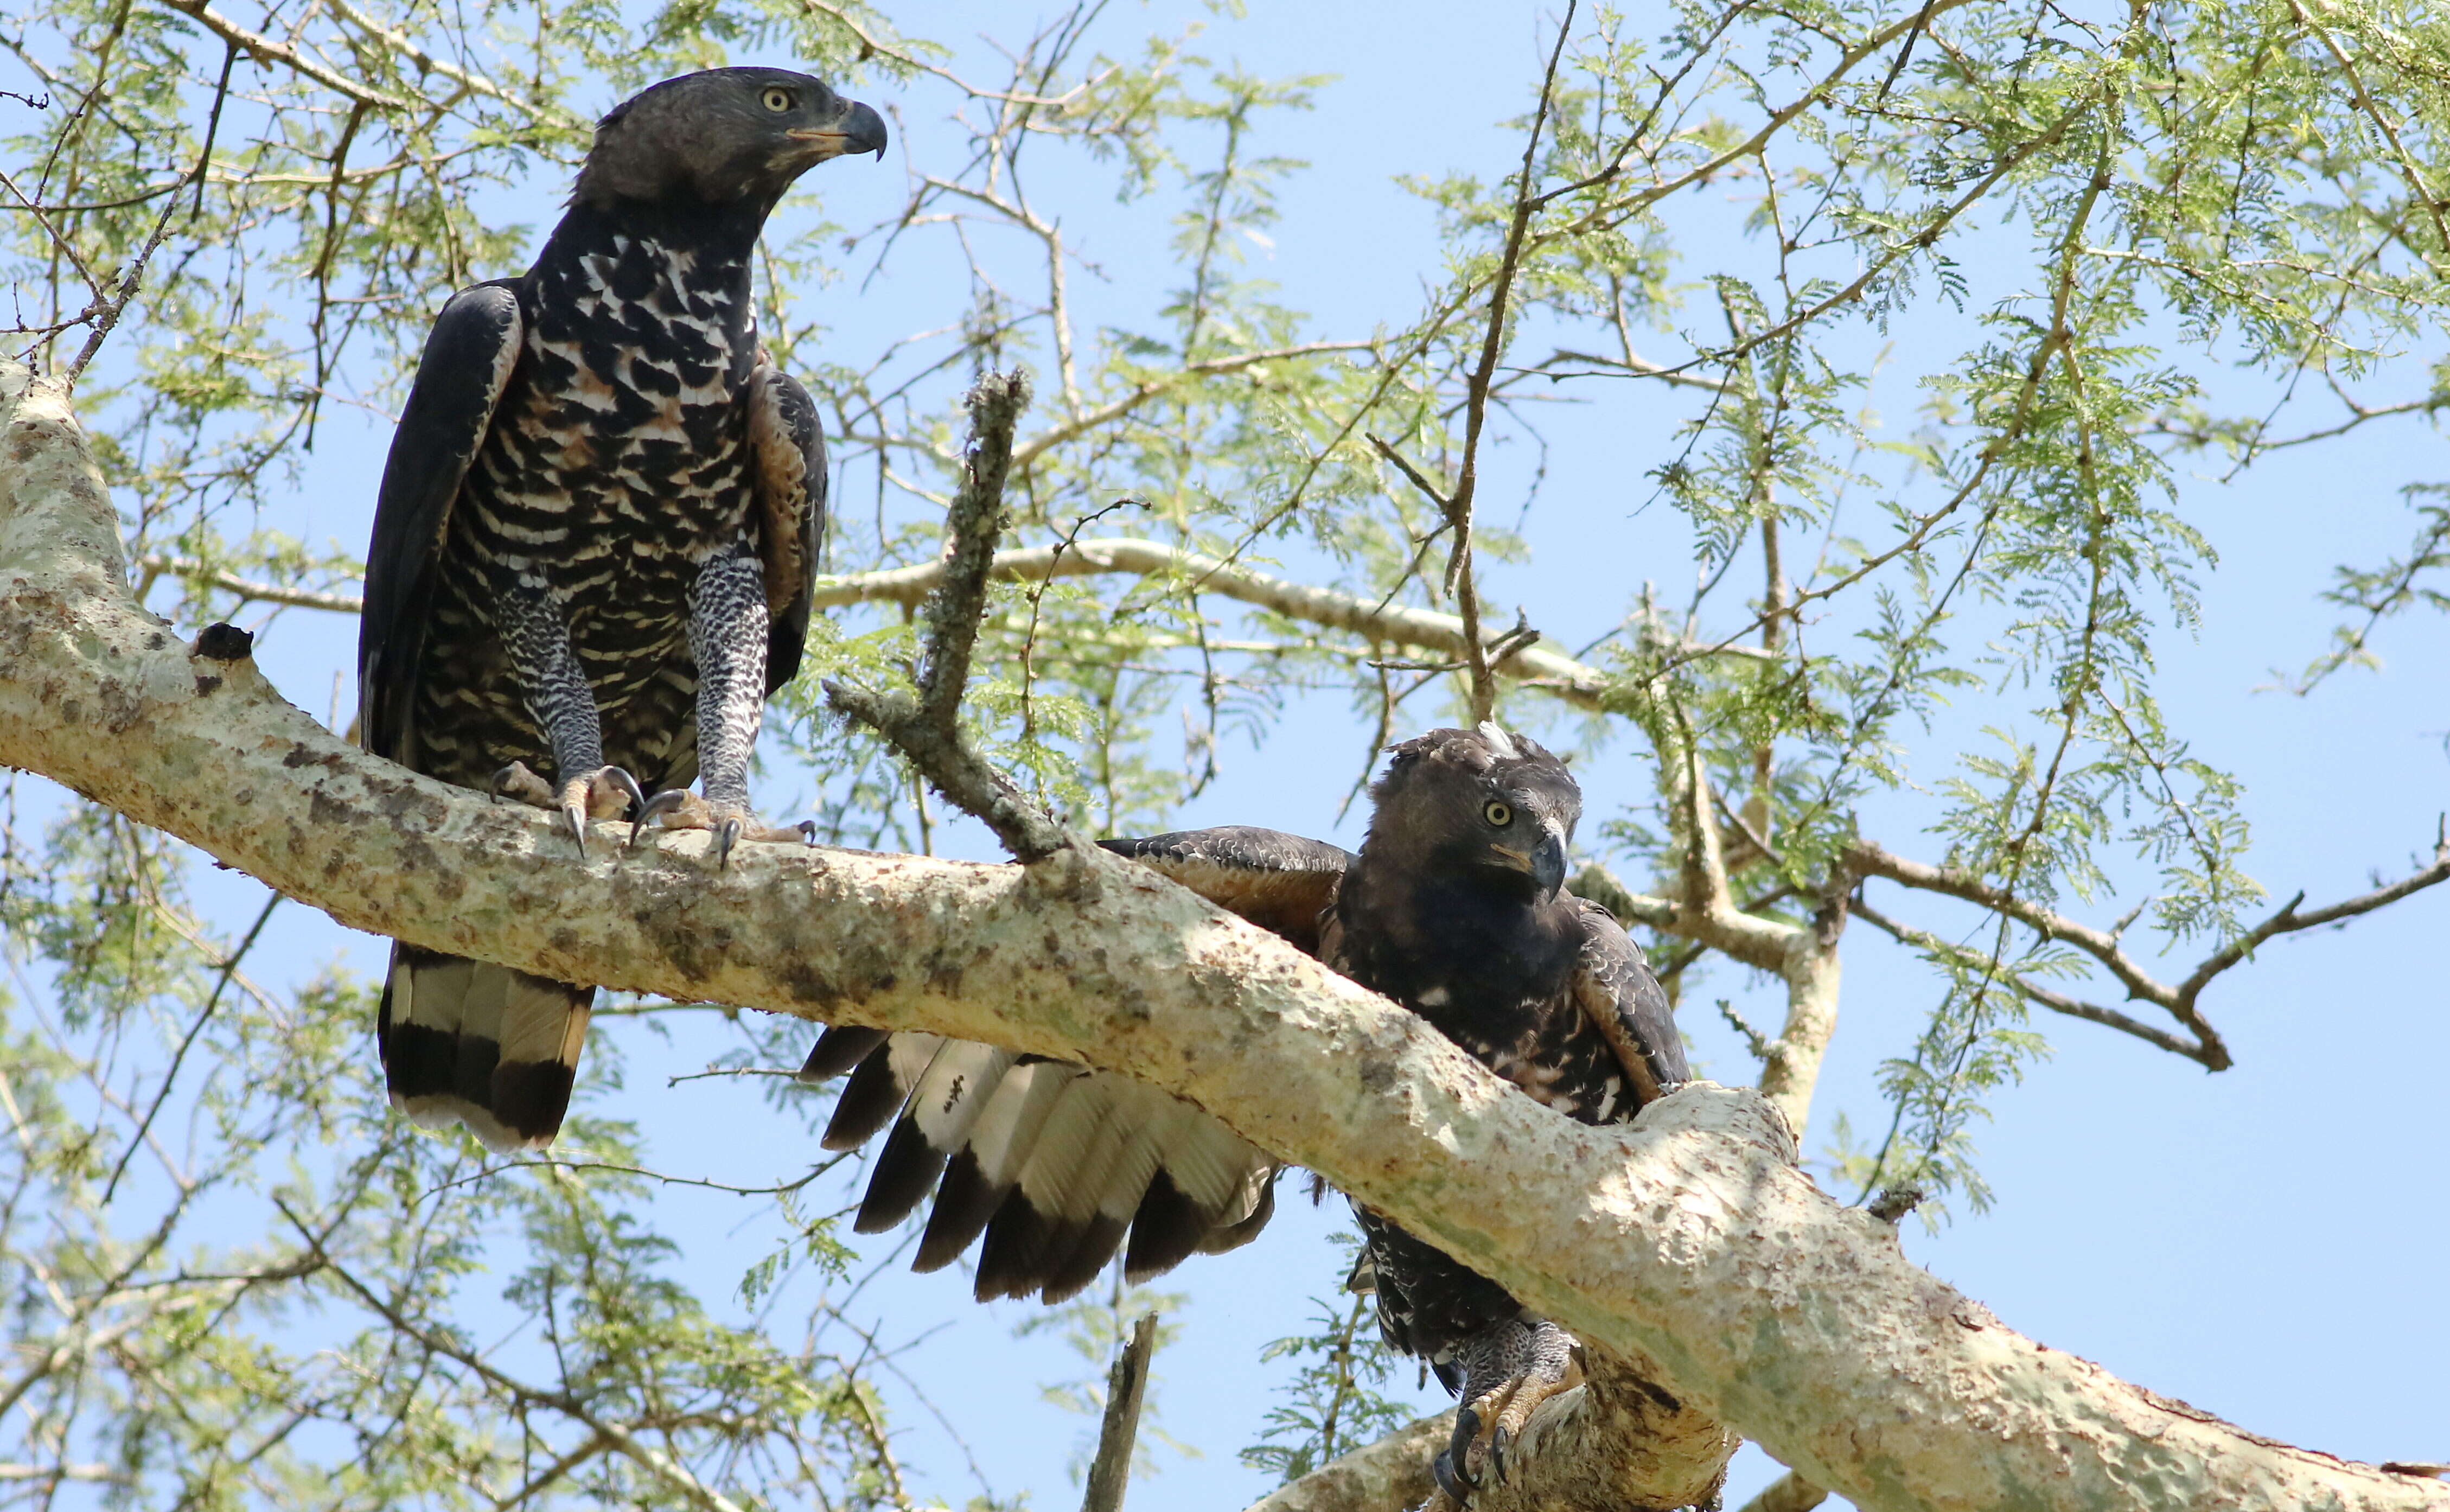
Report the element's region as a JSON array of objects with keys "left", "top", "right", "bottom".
[{"left": 5, "top": 0, "right": 2449, "bottom": 1502}]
